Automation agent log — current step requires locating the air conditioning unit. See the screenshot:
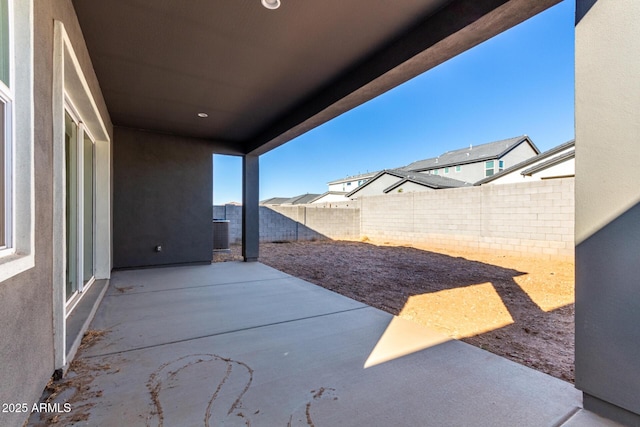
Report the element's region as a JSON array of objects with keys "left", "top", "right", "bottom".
[{"left": 212, "top": 219, "right": 231, "bottom": 252}]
